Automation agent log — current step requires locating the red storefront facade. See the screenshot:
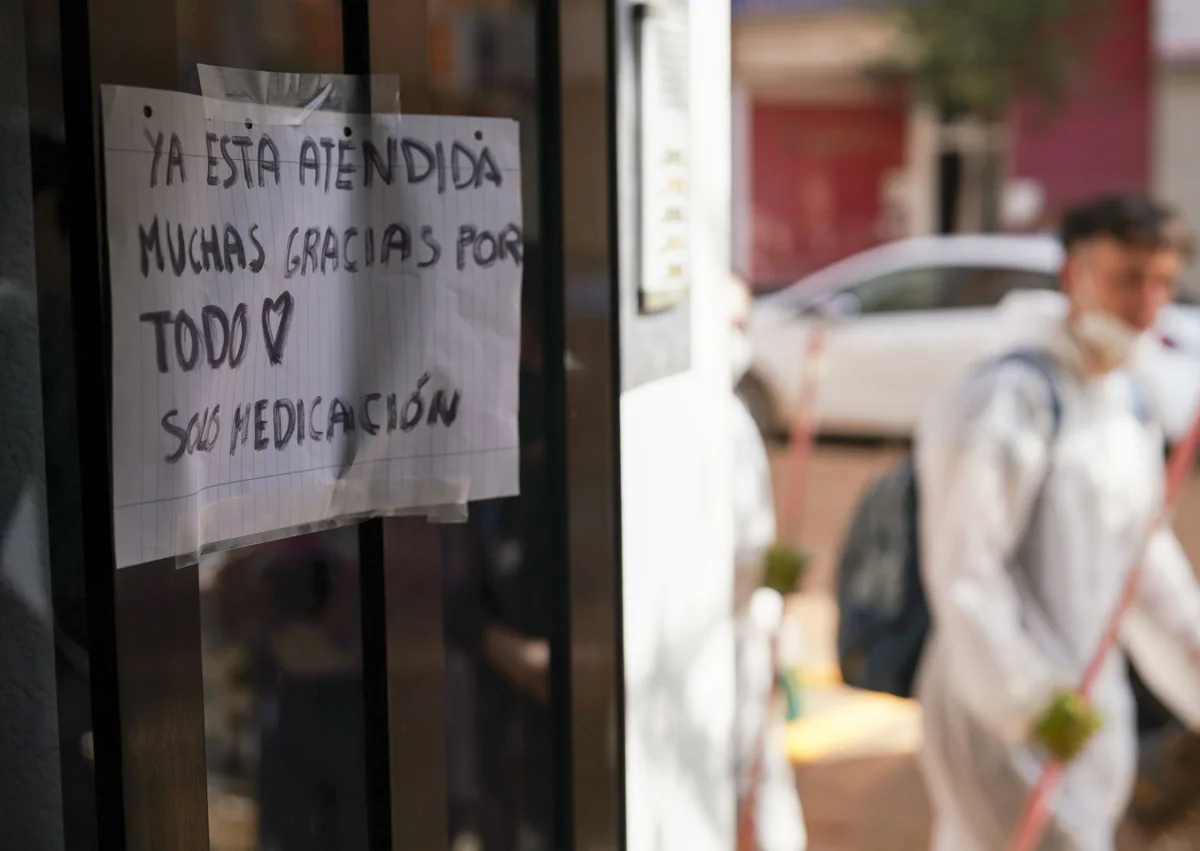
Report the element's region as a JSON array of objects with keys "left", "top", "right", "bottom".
[
  {"left": 1010, "top": 0, "right": 1151, "bottom": 221},
  {"left": 749, "top": 99, "right": 908, "bottom": 288}
]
